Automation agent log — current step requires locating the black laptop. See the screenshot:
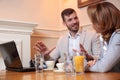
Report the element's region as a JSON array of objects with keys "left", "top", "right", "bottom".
[{"left": 0, "top": 41, "right": 35, "bottom": 72}]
